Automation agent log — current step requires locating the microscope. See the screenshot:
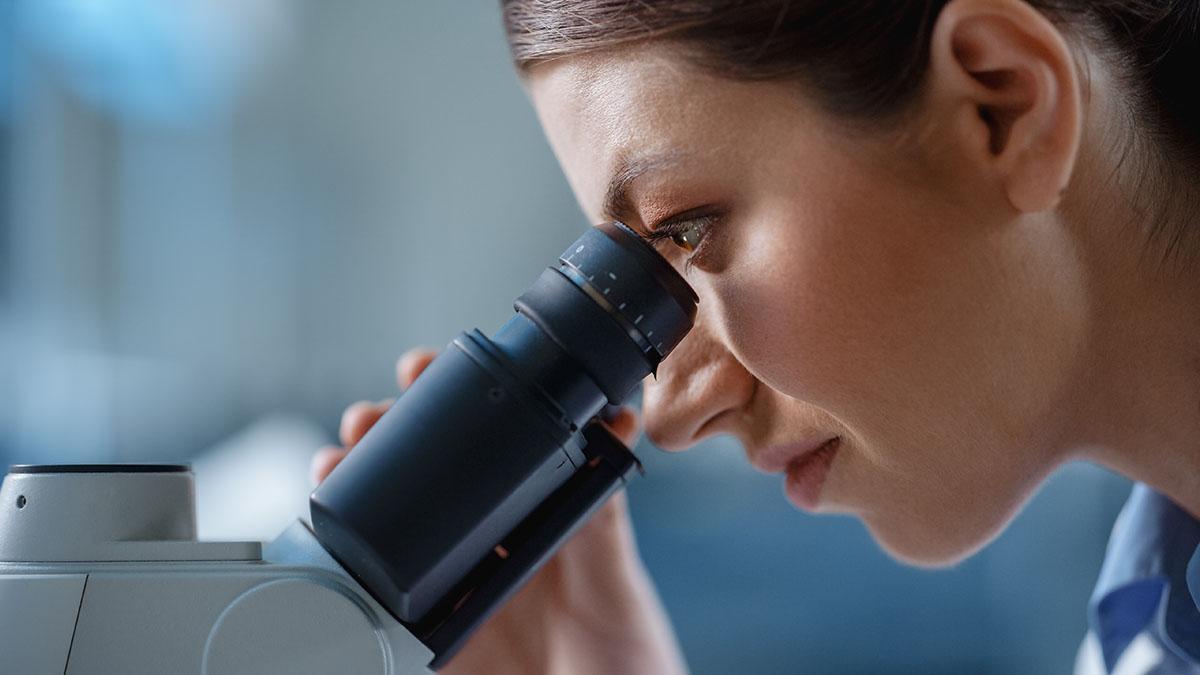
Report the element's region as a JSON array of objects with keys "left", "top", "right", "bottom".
[{"left": 0, "top": 221, "right": 697, "bottom": 674}]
